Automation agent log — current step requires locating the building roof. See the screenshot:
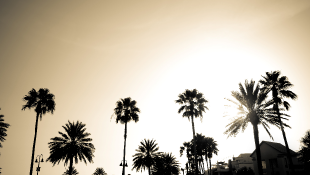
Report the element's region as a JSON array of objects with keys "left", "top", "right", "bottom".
[
  {"left": 238, "top": 153, "right": 251, "bottom": 157},
  {"left": 250, "top": 141, "right": 298, "bottom": 157}
]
